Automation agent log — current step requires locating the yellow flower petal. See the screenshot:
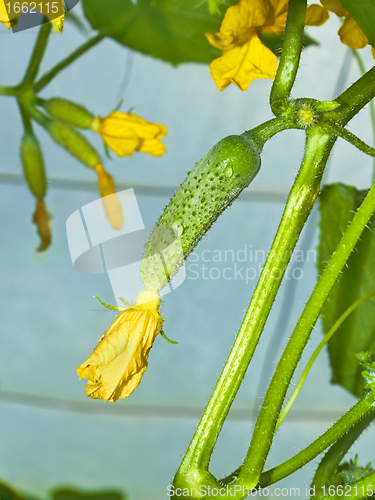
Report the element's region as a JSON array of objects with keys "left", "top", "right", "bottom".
[
  {"left": 206, "top": 0, "right": 270, "bottom": 51},
  {"left": 320, "top": 0, "right": 347, "bottom": 17},
  {"left": 262, "top": 0, "right": 288, "bottom": 34},
  {"left": 305, "top": 4, "right": 329, "bottom": 26},
  {"left": 92, "top": 112, "right": 167, "bottom": 158},
  {"left": 0, "top": 0, "right": 18, "bottom": 28},
  {"left": 32, "top": 199, "right": 51, "bottom": 252},
  {"left": 209, "top": 34, "right": 277, "bottom": 91},
  {"left": 205, "top": 30, "right": 237, "bottom": 51},
  {"left": 94, "top": 164, "right": 123, "bottom": 230},
  {"left": 338, "top": 14, "right": 368, "bottom": 49},
  {"left": 221, "top": 0, "right": 270, "bottom": 33},
  {"left": 77, "top": 290, "right": 163, "bottom": 402},
  {"left": 372, "top": 46, "right": 375, "bottom": 59}
]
